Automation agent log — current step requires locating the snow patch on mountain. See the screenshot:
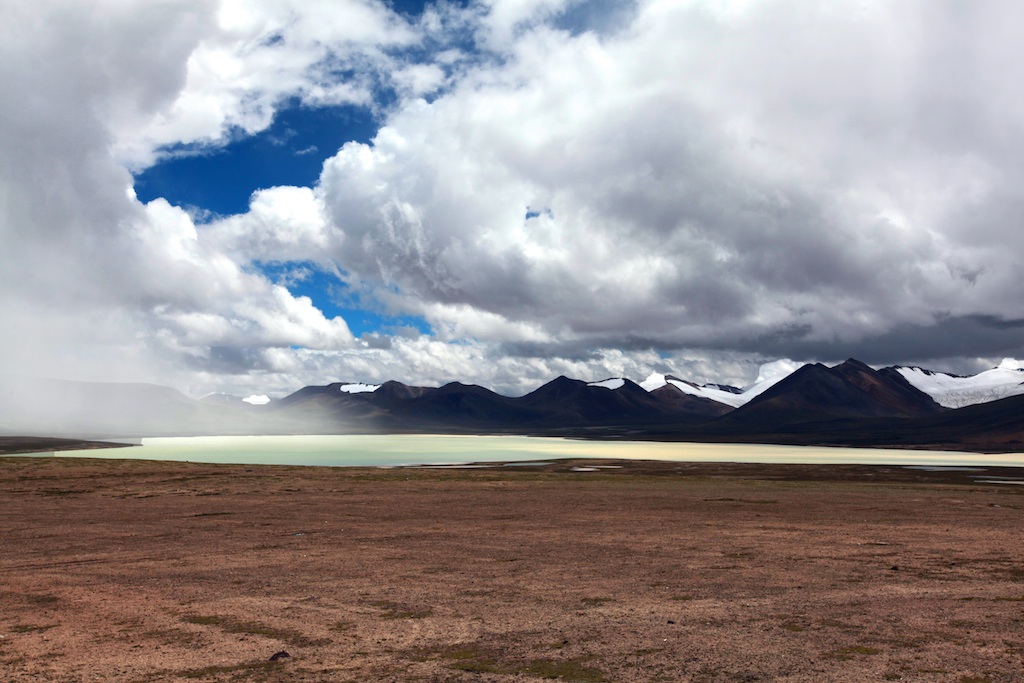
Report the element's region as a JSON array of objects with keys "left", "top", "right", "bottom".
[
  {"left": 242, "top": 394, "right": 271, "bottom": 405},
  {"left": 897, "top": 359, "right": 1024, "bottom": 408},
  {"left": 664, "top": 378, "right": 749, "bottom": 408},
  {"left": 588, "top": 378, "right": 626, "bottom": 390},
  {"left": 339, "top": 383, "right": 380, "bottom": 394},
  {"left": 639, "top": 373, "right": 669, "bottom": 392},
  {"left": 753, "top": 359, "right": 803, "bottom": 387},
  {"left": 641, "top": 359, "right": 803, "bottom": 408}
]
